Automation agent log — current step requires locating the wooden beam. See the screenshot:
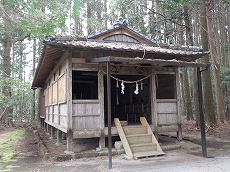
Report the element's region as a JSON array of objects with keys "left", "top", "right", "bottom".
[{"left": 88, "top": 56, "right": 209, "bottom": 68}]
